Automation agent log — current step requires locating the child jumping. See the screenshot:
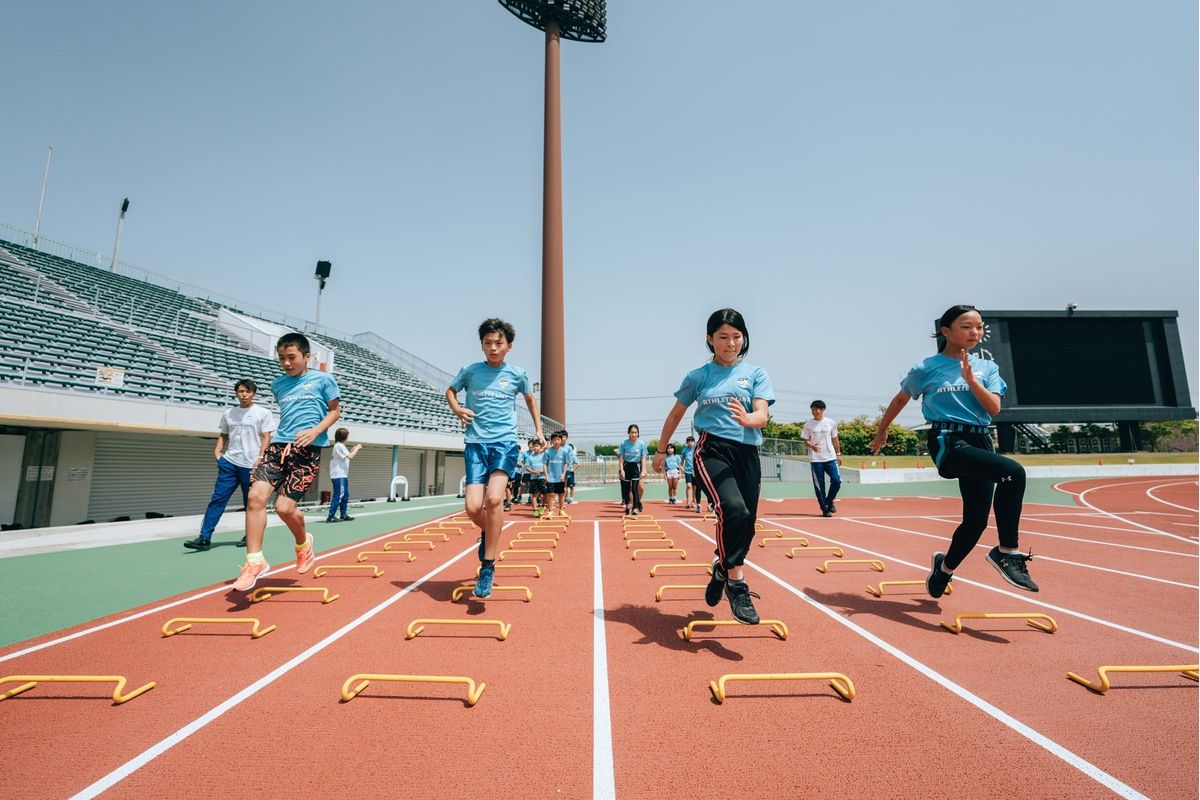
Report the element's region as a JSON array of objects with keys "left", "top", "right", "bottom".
[
  {"left": 446, "top": 318, "right": 544, "bottom": 598},
  {"left": 871, "top": 304, "right": 1037, "bottom": 597},
  {"left": 232, "top": 333, "right": 341, "bottom": 591},
  {"left": 653, "top": 308, "right": 775, "bottom": 625}
]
